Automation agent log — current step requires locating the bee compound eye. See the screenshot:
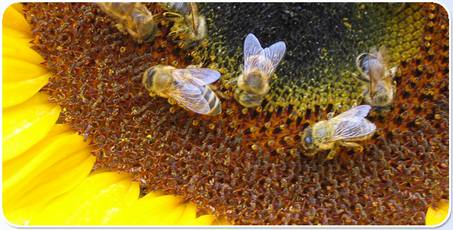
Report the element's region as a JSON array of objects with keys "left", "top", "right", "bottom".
[{"left": 143, "top": 67, "right": 156, "bottom": 90}]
